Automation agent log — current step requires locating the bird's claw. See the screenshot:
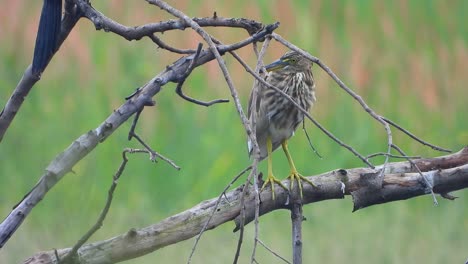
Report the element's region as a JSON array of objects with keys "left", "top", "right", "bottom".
[
  {"left": 288, "top": 171, "right": 316, "bottom": 199},
  {"left": 261, "top": 175, "right": 288, "bottom": 200}
]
